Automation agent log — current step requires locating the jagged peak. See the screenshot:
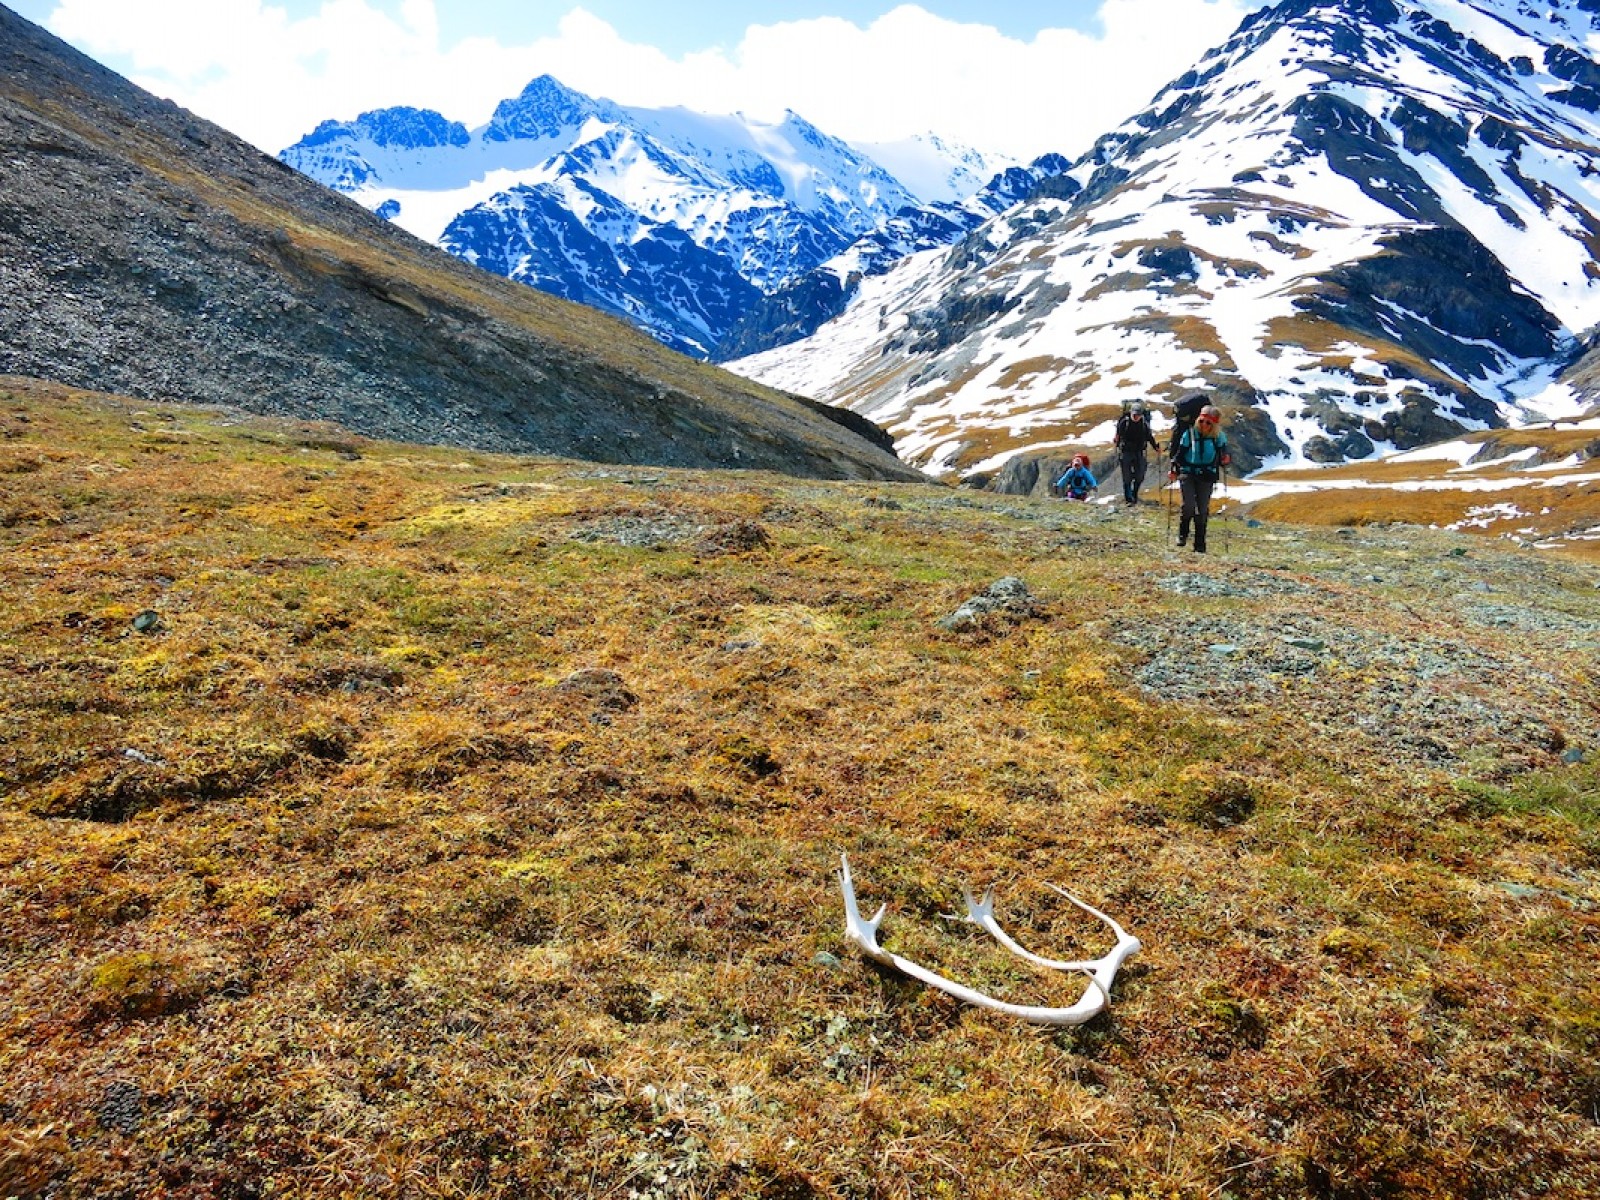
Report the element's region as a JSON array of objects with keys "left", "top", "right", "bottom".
[
  {"left": 287, "top": 105, "right": 468, "bottom": 152},
  {"left": 484, "top": 74, "right": 620, "bottom": 142},
  {"left": 774, "top": 109, "right": 849, "bottom": 153}
]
